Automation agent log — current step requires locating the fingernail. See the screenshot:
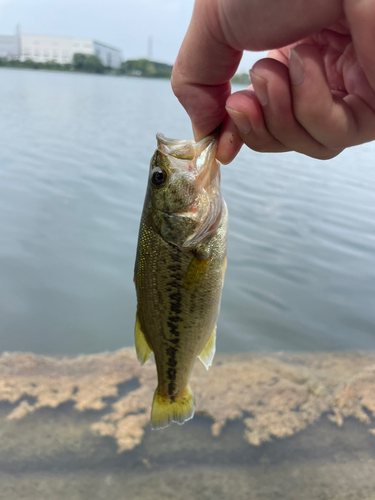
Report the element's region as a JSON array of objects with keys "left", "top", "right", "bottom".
[
  {"left": 226, "top": 107, "right": 252, "bottom": 134},
  {"left": 249, "top": 71, "right": 268, "bottom": 106},
  {"left": 289, "top": 49, "right": 305, "bottom": 85}
]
